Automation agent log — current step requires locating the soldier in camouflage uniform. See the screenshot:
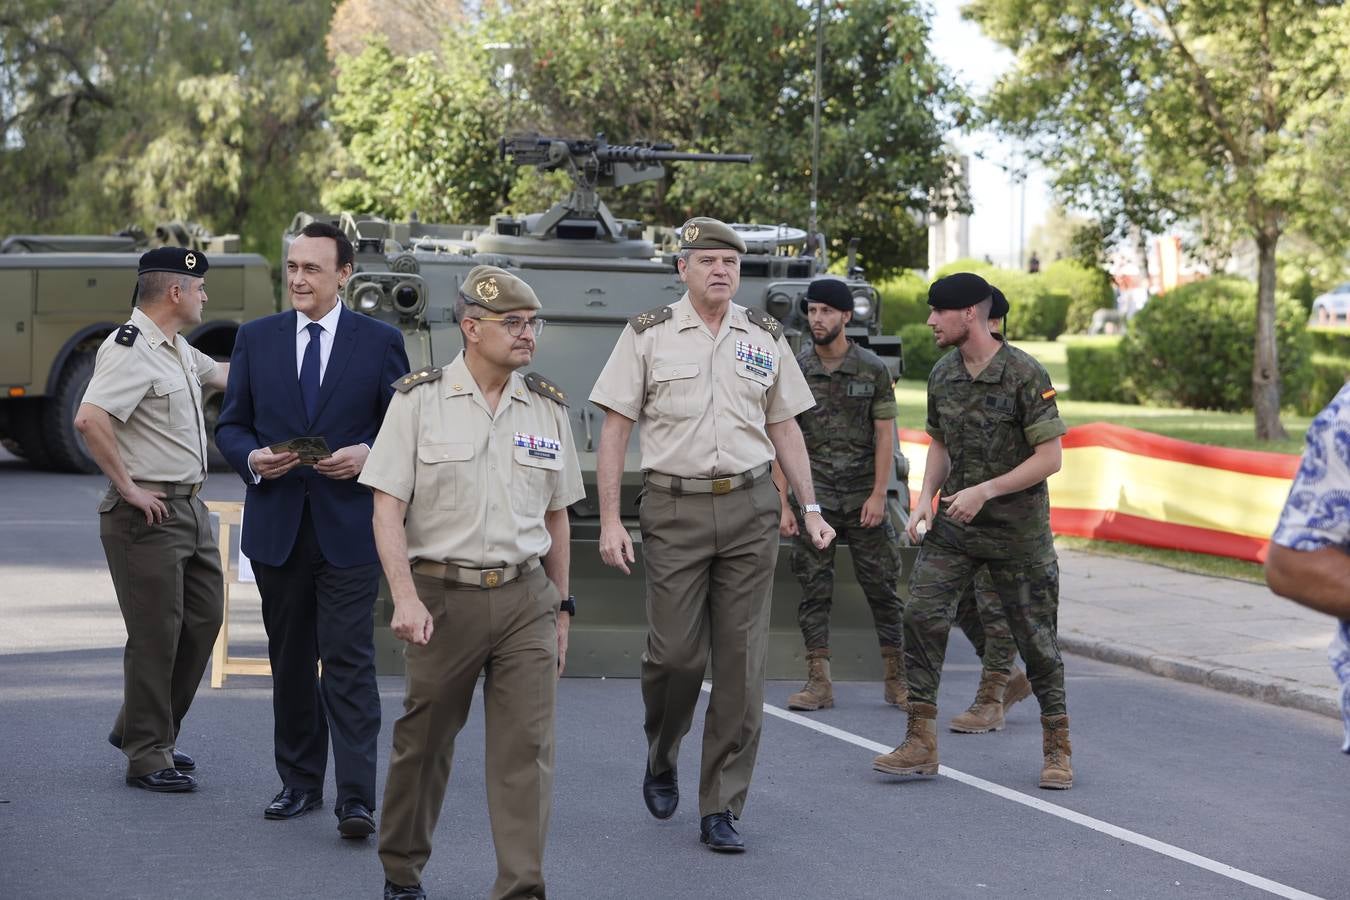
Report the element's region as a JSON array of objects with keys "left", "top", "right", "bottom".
[
  {"left": 775, "top": 277, "right": 905, "bottom": 712},
  {"left": 948, "top": 572, "right": 1033, "bottom": 733},
  {"left": 872, "top": 273, "right": 1073, "bottom": 790}
]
